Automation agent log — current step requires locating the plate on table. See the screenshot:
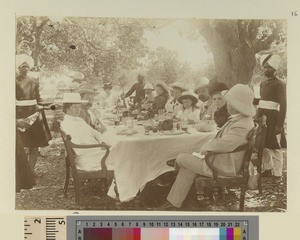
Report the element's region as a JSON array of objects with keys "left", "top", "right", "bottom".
[
  {"left": 162, "top": 130, "right": 184, "bottom": 135},
  {"left": 116, "top": 129, "right": 138, "bottom": 135},
  {"left": 136, "top": 121, "right": 146, "bottom": 125}
]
